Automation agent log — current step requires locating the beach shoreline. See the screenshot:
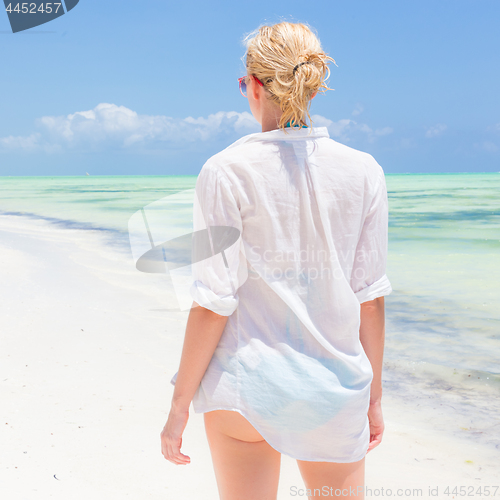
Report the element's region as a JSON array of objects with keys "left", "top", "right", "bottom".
[{"left": 1, "top": 213, "right": 498, "bottom": 499}]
